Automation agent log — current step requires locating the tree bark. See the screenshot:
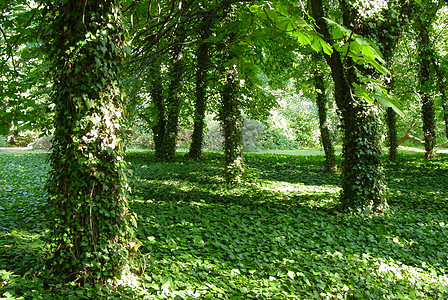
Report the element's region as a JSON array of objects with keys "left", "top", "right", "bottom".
[
  {"left": 313, "top": 67, "right": 337, "bottom": 172},
  {"left": 310, "top": 0, "right": 385, "bottom": 211},
  {"left": 46, "top": 0, "right": 135, "bottom": 284}
]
